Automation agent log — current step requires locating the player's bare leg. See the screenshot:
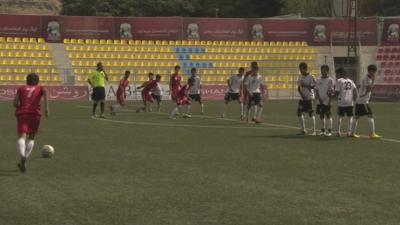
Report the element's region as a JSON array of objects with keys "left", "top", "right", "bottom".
[
  {"left": 92, "top": 101, "right": 98, "bottom": 117},
  {"left": 199, "top": 100, "right": 205, "bottom": 115},
  {"left": 221, "top": 100, "right": 228, "bottom": 118},
  {"left": 99, "top": 101, "right": 105, "bottom": 118}
]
